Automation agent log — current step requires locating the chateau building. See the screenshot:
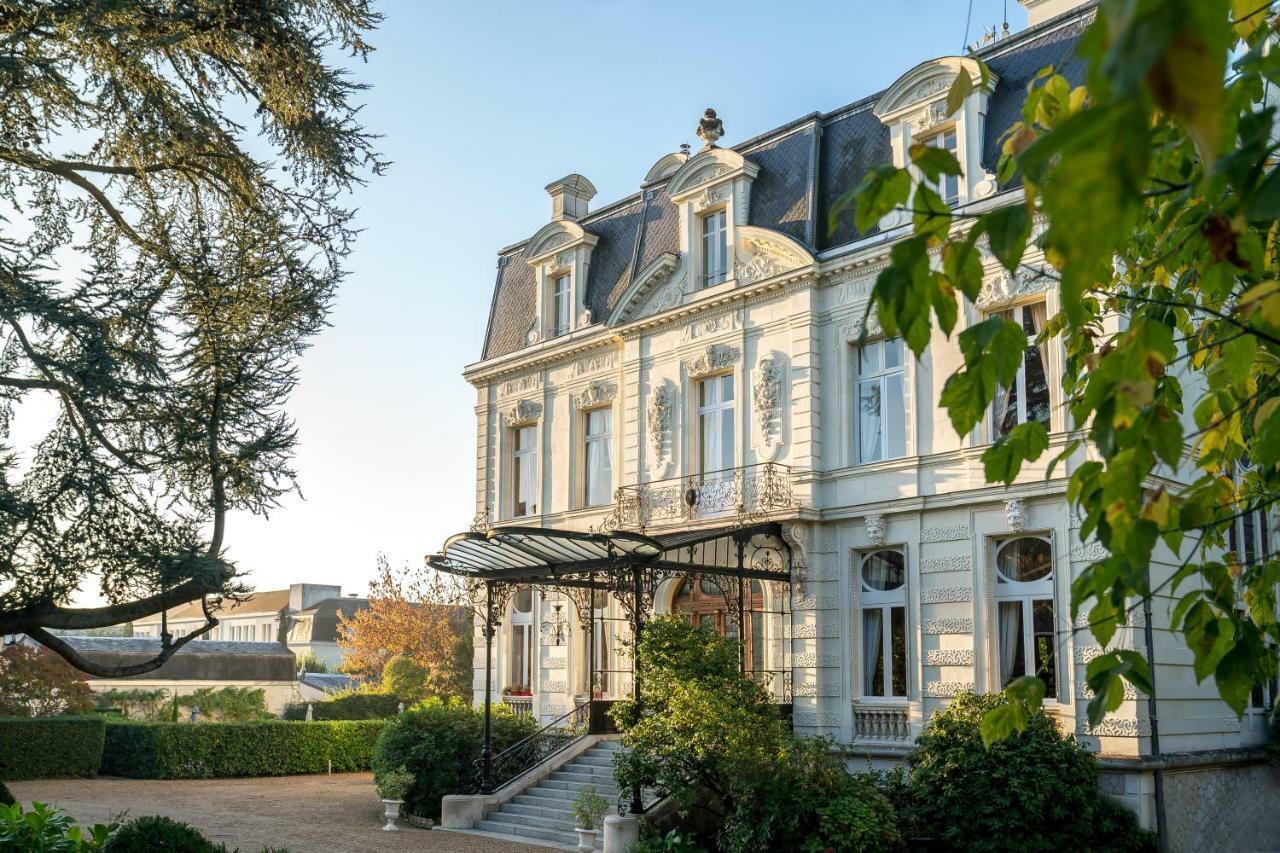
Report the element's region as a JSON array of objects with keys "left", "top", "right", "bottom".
[{"left": 438, "top": 1, "right": 1279, "bottom": 846}]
